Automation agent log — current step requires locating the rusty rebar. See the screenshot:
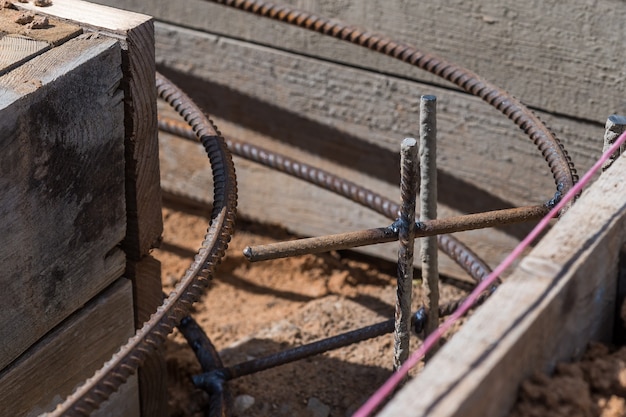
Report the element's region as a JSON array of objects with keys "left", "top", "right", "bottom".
[
  {"left": 194, "top": 311, "right": 423, "bottom": 384},
  {"left": 419, "top": 95, "right": 439, "bottom": 340},
  {"left": 189, "top": 293, "right": 491, "bottom": 387},
  {"left": 243, "top": 226, "right": 398, "bottom": 261},
  {"left": 48, "top": 74, "right": 238, "bottom": 417},
  {"left": 602, "top": 115, "right": 626, "bottom": 172},
  {"left": 394, "top": 138, "right": 419, "bottom": 370},
  {"left": 242, "top": 205, "right": 549, "bottom": 262},
  {"left": 159, "top": 116, "right": 492, "bottom": 283},
  {"left": 206, "top": 0, "right": 577, "bottom": 201}
]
